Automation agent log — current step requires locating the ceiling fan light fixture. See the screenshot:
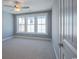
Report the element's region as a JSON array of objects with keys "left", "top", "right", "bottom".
[{"left": 15, "top": 7, "right": 21, "bottom": 11}]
